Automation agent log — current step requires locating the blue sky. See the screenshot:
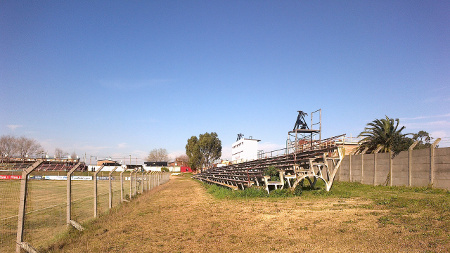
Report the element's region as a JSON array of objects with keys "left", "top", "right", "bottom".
[{"left": 1, "top": 1, "right": 449, "bottom": 163}]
